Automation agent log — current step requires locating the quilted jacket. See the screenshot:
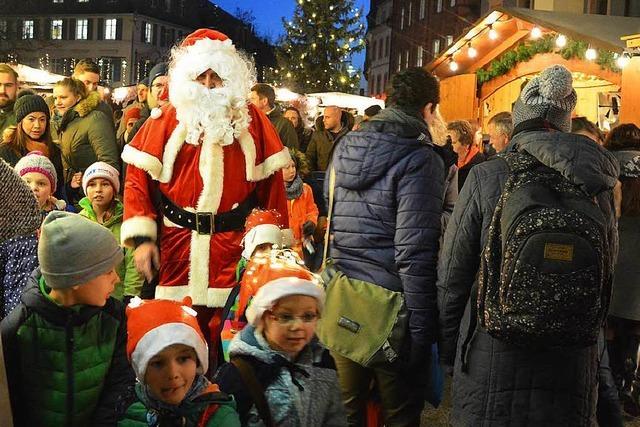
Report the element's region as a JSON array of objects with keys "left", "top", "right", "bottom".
[
  {"left": 328, "top": 106, "right": 445, "bottom": 357},
  {"left": 437, "top": 126, "right": 619, "bottom": 426}
]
